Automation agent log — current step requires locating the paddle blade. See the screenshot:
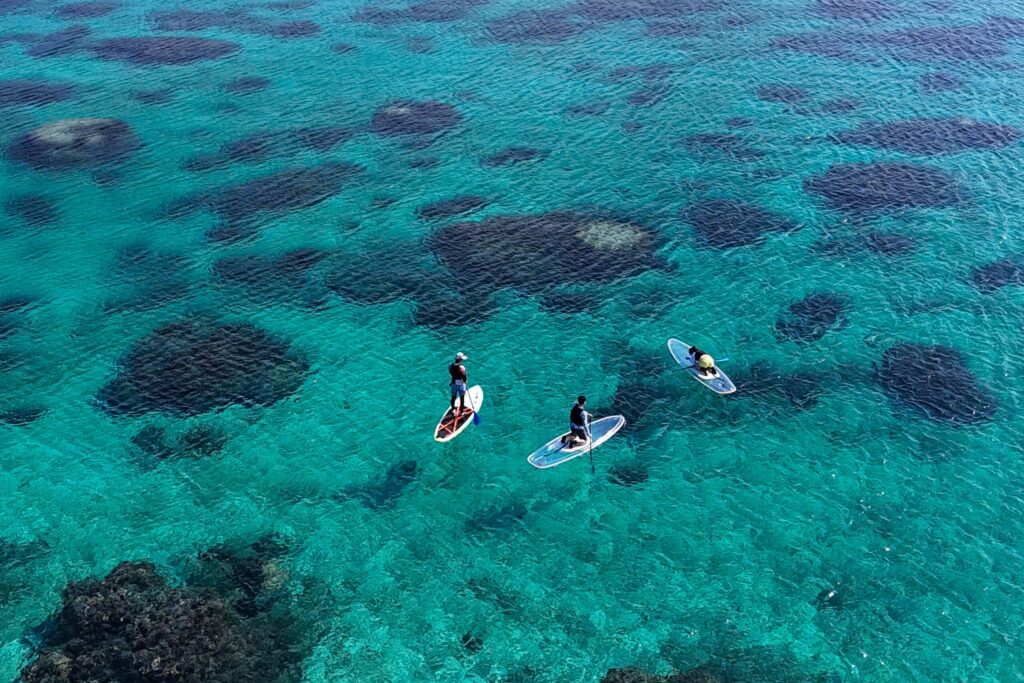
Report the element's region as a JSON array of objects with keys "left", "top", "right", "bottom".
[{"left": 473, "top": 412, "right": 481, "bottom": 425}]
